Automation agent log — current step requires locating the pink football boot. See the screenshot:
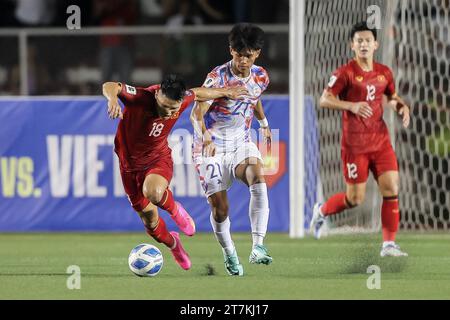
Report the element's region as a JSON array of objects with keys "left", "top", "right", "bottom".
[
  {"left": 170, "top": 232, "right": 191, "bottom": 270},
  {"left": 171, "top": 201, "right": 196, "bottom": 236}
]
